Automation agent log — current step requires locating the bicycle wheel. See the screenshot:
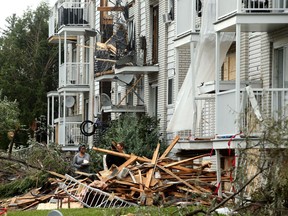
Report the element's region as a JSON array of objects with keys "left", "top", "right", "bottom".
[{"left": 80, "top": 120, "right": 95, "bottom": 136}]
